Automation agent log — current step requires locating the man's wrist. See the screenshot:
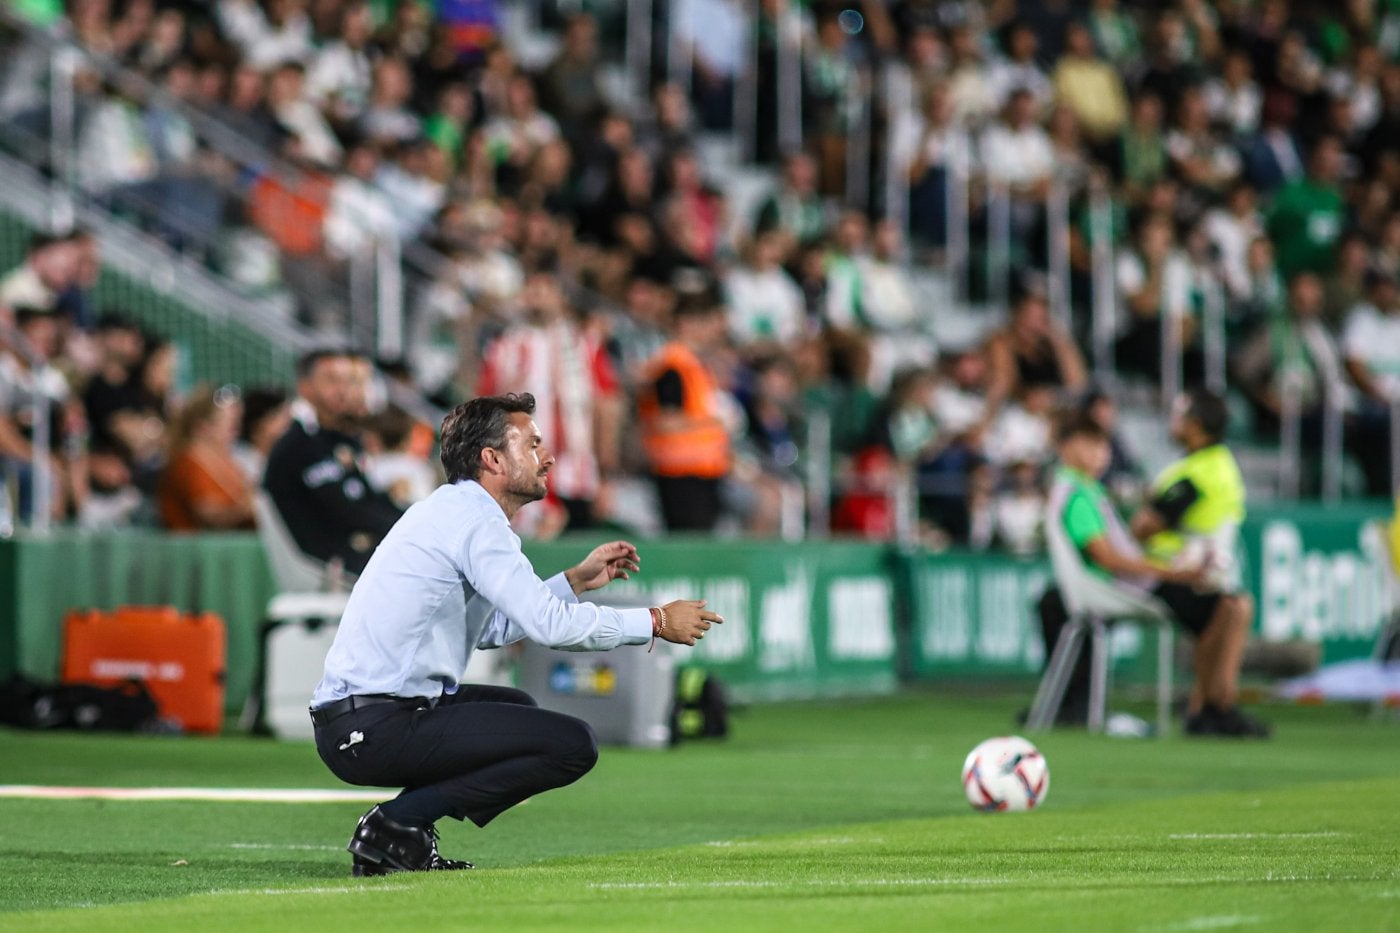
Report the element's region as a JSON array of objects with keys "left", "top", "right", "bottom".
[
  {"left": 648, "top": 606, "right": 666, "bottom": 651},
  {"left": 565, "top": 567, "right": 585, "bottom": 595}
]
